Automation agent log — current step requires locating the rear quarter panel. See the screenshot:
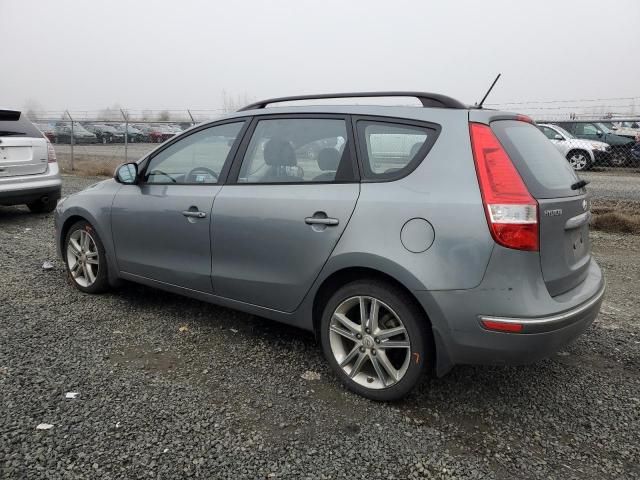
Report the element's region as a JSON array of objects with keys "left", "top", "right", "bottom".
[{"left": 325, "top": 109, "right": 494, "bottom": 291}]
